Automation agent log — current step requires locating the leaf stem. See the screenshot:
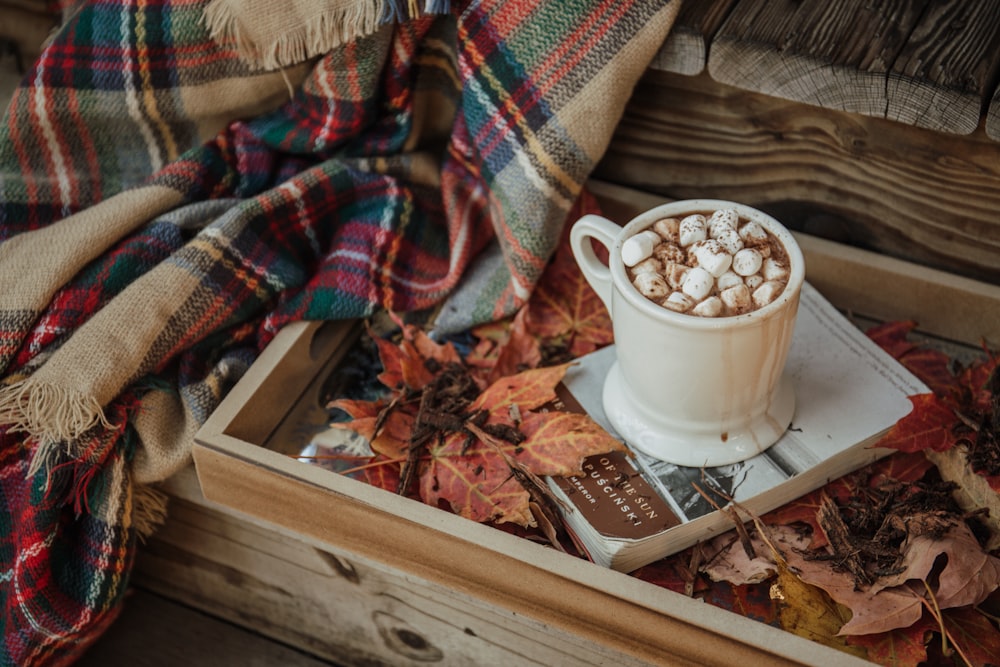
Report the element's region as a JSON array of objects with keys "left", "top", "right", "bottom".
[{"left": 339, "top": 456, "right": 409, "bottom": 476}]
